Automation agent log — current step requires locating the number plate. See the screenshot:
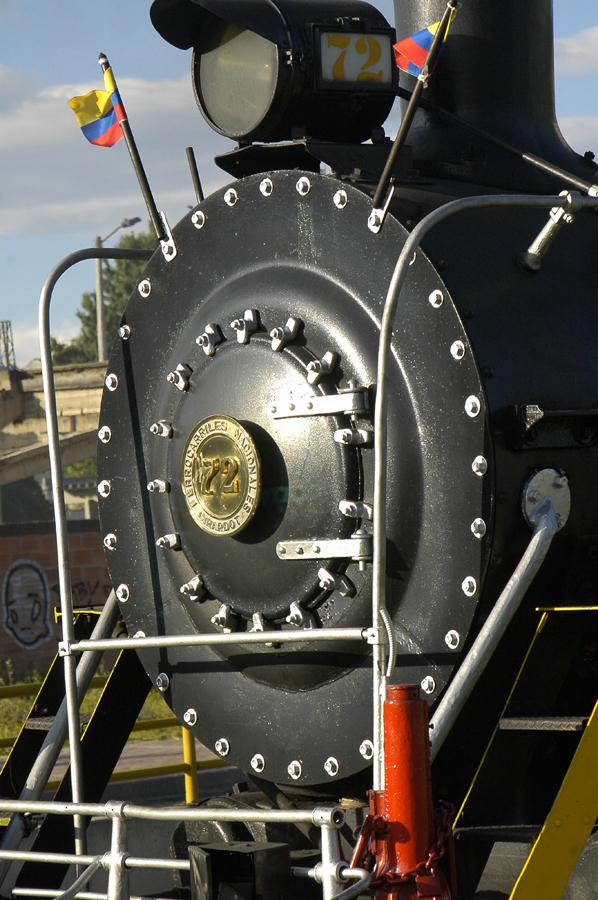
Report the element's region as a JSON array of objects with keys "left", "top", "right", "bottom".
[{"left": 319, "top": 31, "right": 392, "bottom": 87}]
